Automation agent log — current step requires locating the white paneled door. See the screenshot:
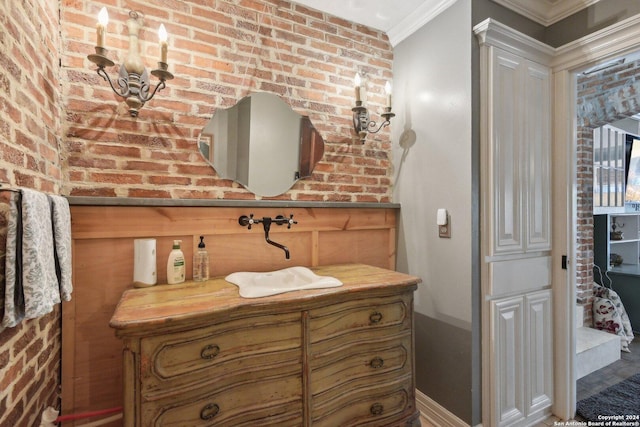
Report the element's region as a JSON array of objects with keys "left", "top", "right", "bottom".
[{"left": 475, "top": 19, "right": 554, "bottom": 427}]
